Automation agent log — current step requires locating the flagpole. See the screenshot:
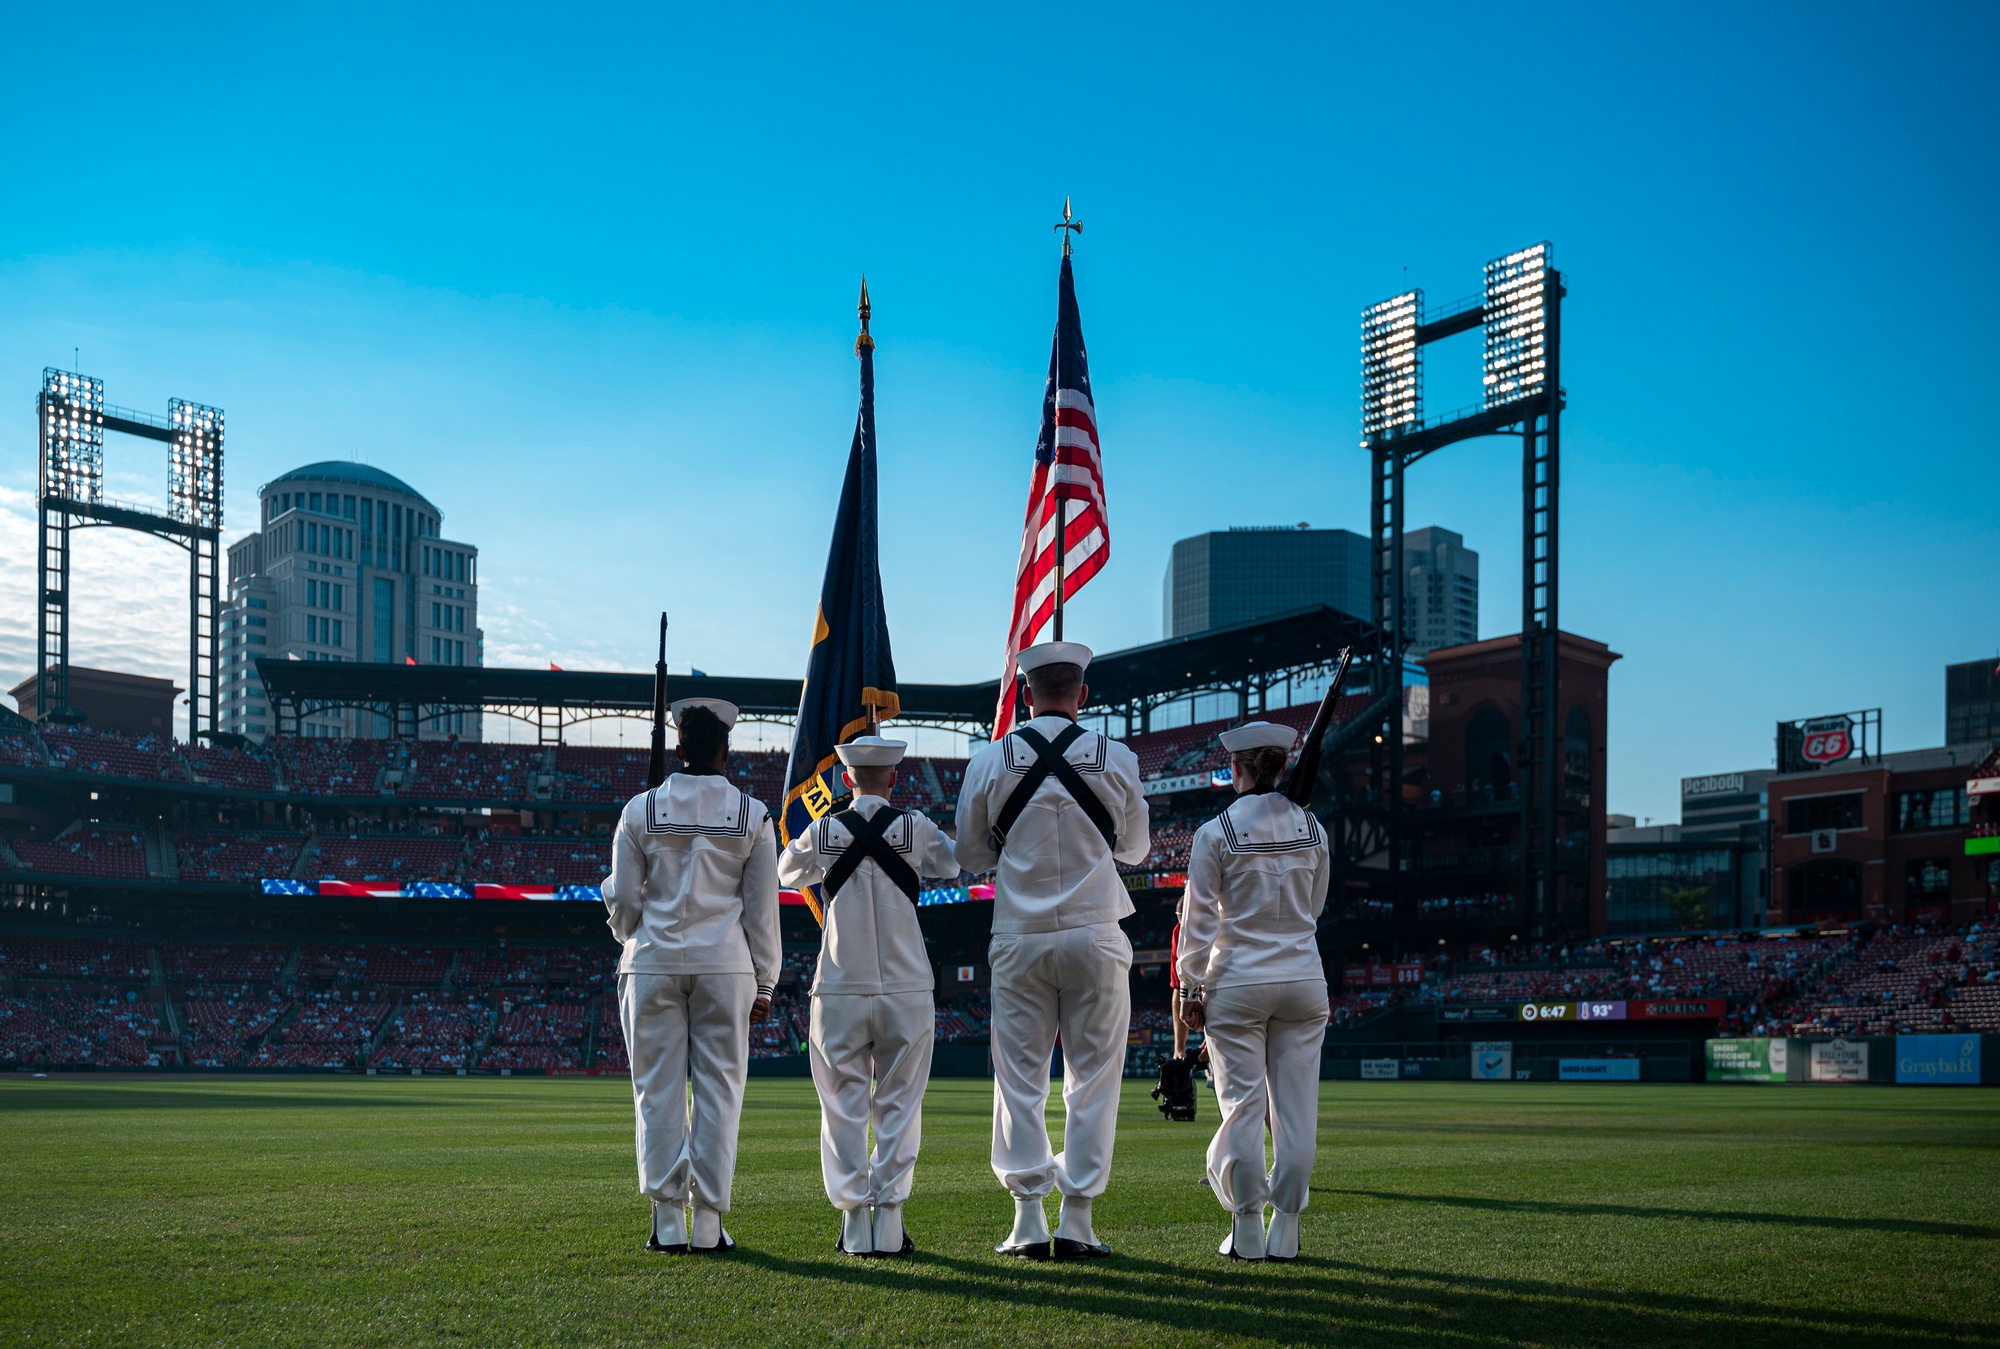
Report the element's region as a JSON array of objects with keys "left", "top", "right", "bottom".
[
  {"left": 859, "top": 274, "right": 880, "bottom": 737},
  {"left": 1051, "top": 197, "right": 1081, "bottom": 643}
]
